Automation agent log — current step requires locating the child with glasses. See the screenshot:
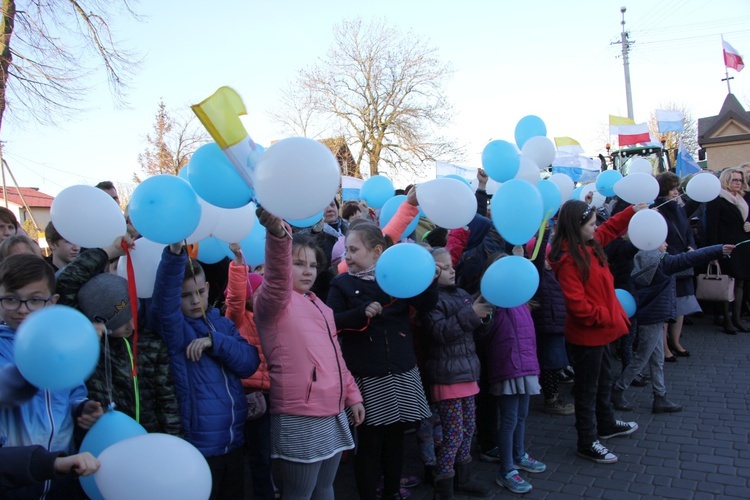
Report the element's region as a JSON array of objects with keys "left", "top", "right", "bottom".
[
  {"left": 0, "top": 254, "right": 104, "bottom": 498},
  {"left": 149, "top": 241, "right": 260, "bottom": 499}
]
